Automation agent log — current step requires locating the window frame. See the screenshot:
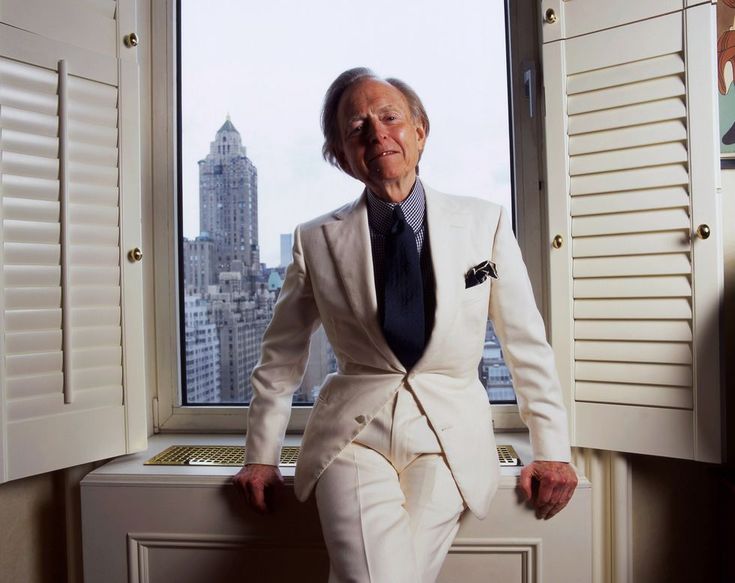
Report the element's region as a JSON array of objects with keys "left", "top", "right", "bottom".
[{"left": 150, "top": 0, "right": 545, "bottom": 433}]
